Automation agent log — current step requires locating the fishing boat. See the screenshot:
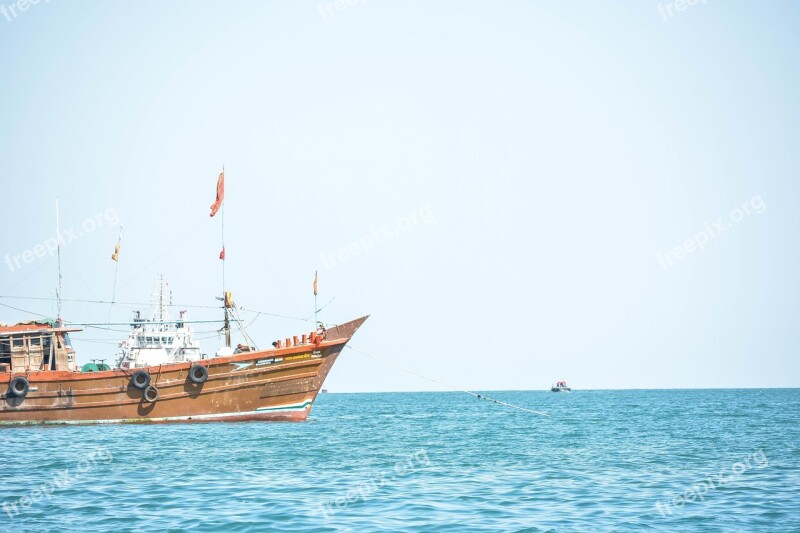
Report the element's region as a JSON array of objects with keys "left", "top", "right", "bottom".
[
  {"left": 0, "top": 311, "right": 367, "bottom": 425},
  {"left": 0, "top": 169, "right": 367, "bottom": 425},
  {"left": 551, "top": 381, "right": 571, "bottom": 393}
]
